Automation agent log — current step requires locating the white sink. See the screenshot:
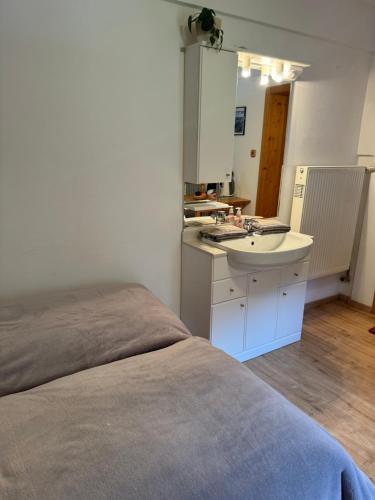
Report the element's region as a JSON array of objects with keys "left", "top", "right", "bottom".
[{"left": 204, "top": 231, "right": 313, "bottom": 267}]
